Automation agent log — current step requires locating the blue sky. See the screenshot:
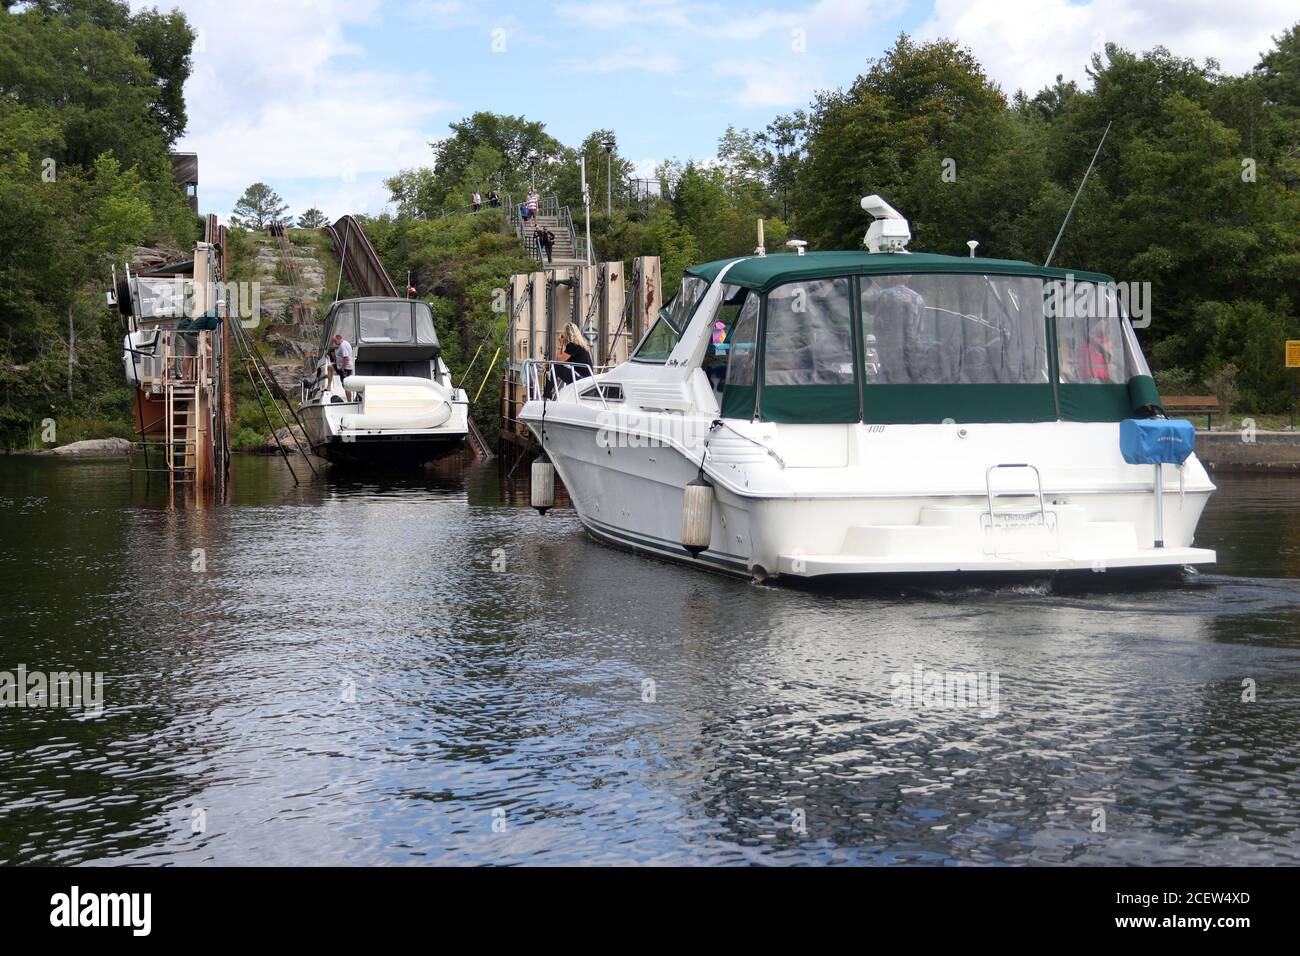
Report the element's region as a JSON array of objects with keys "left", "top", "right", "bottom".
[{"left": 138, "top": 0, "right": 1297, "bottom": 224}]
